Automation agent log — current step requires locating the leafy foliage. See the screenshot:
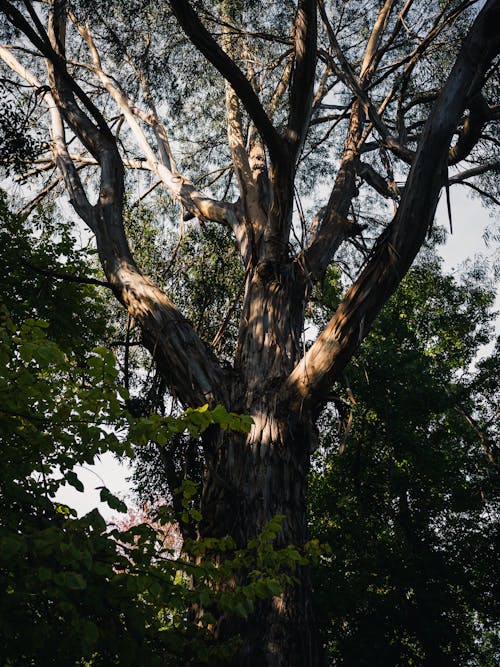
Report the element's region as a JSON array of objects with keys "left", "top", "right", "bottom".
[
  {"left": 0, "top": 194, "right": 299, "bottom": 666},
  {"left": 0, "top": 1, "right": 498, "bottom": 663},
  {"left": 0, "top": 191, "right": 109, "bottom": 360},
  {"left": 0, "top": 80, "right": 45, "bottom": 174},
  {"left": 0, "top": 309, "right": 303, "bottom": 666},
  {"left": 309, "top": 260, "right": 499, "bottom": 666}
]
